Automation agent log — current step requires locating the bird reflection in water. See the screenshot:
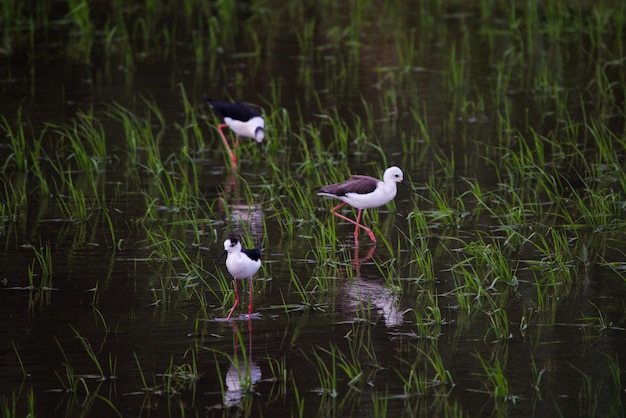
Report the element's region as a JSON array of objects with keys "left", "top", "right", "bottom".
[
  {"left": 223, "top": 319, "right": 261, "bottom": 408},
  {"left": 352, "top": 243, "right": 376, "bottom": 277},
  {"left": 342, "top": 243, "right": 404, "bottom": 327},
  {"left": 218, "top": 172, "right": 265, "bottom": 242}
]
